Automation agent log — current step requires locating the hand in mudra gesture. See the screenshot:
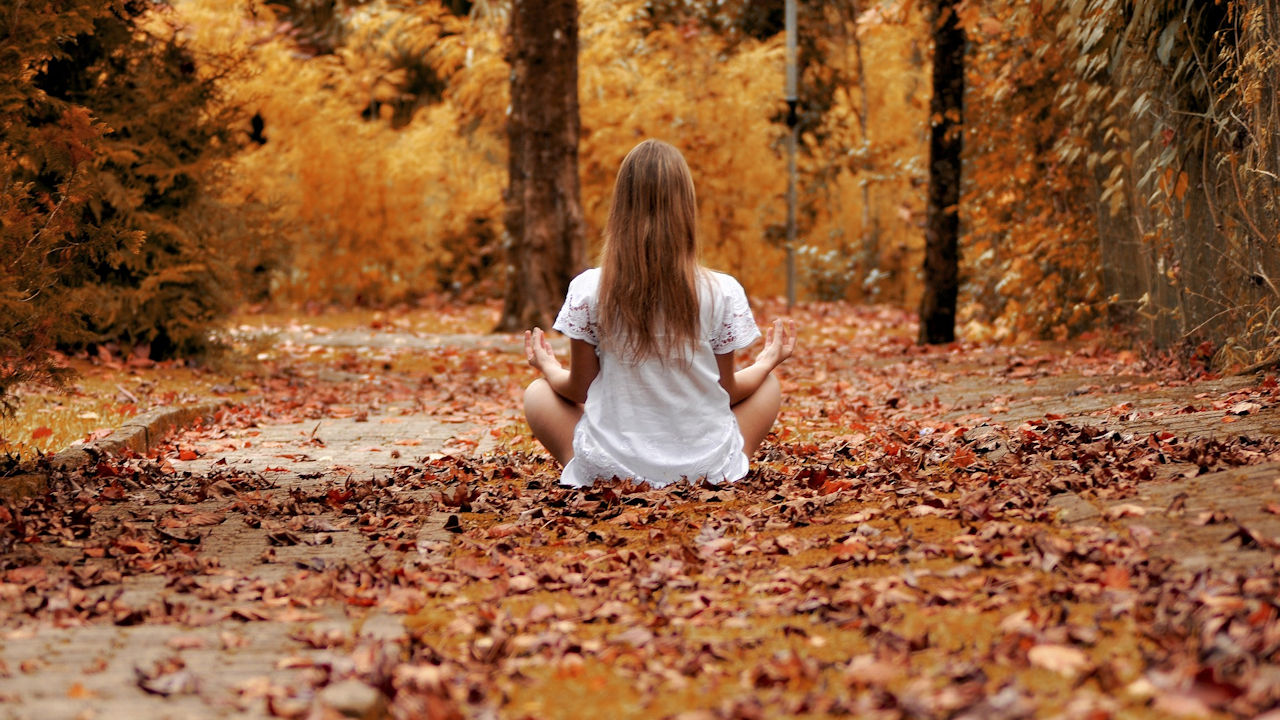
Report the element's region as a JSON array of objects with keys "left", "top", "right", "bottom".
[
  {"left": 524, "top": 327, "right": 561, "bottom": 376},
  {"left": 755, "top": 318, "right": 797, "bottom": 371}
]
